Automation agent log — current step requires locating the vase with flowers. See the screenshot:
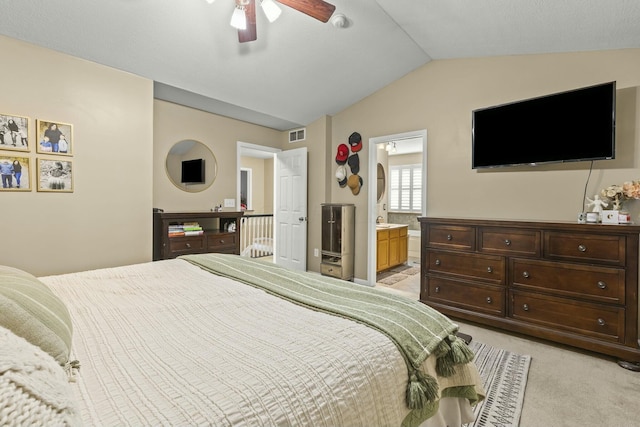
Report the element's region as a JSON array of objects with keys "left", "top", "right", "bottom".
[{"left": 600, "top": 184, "right": 626, "bottom": 210}]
